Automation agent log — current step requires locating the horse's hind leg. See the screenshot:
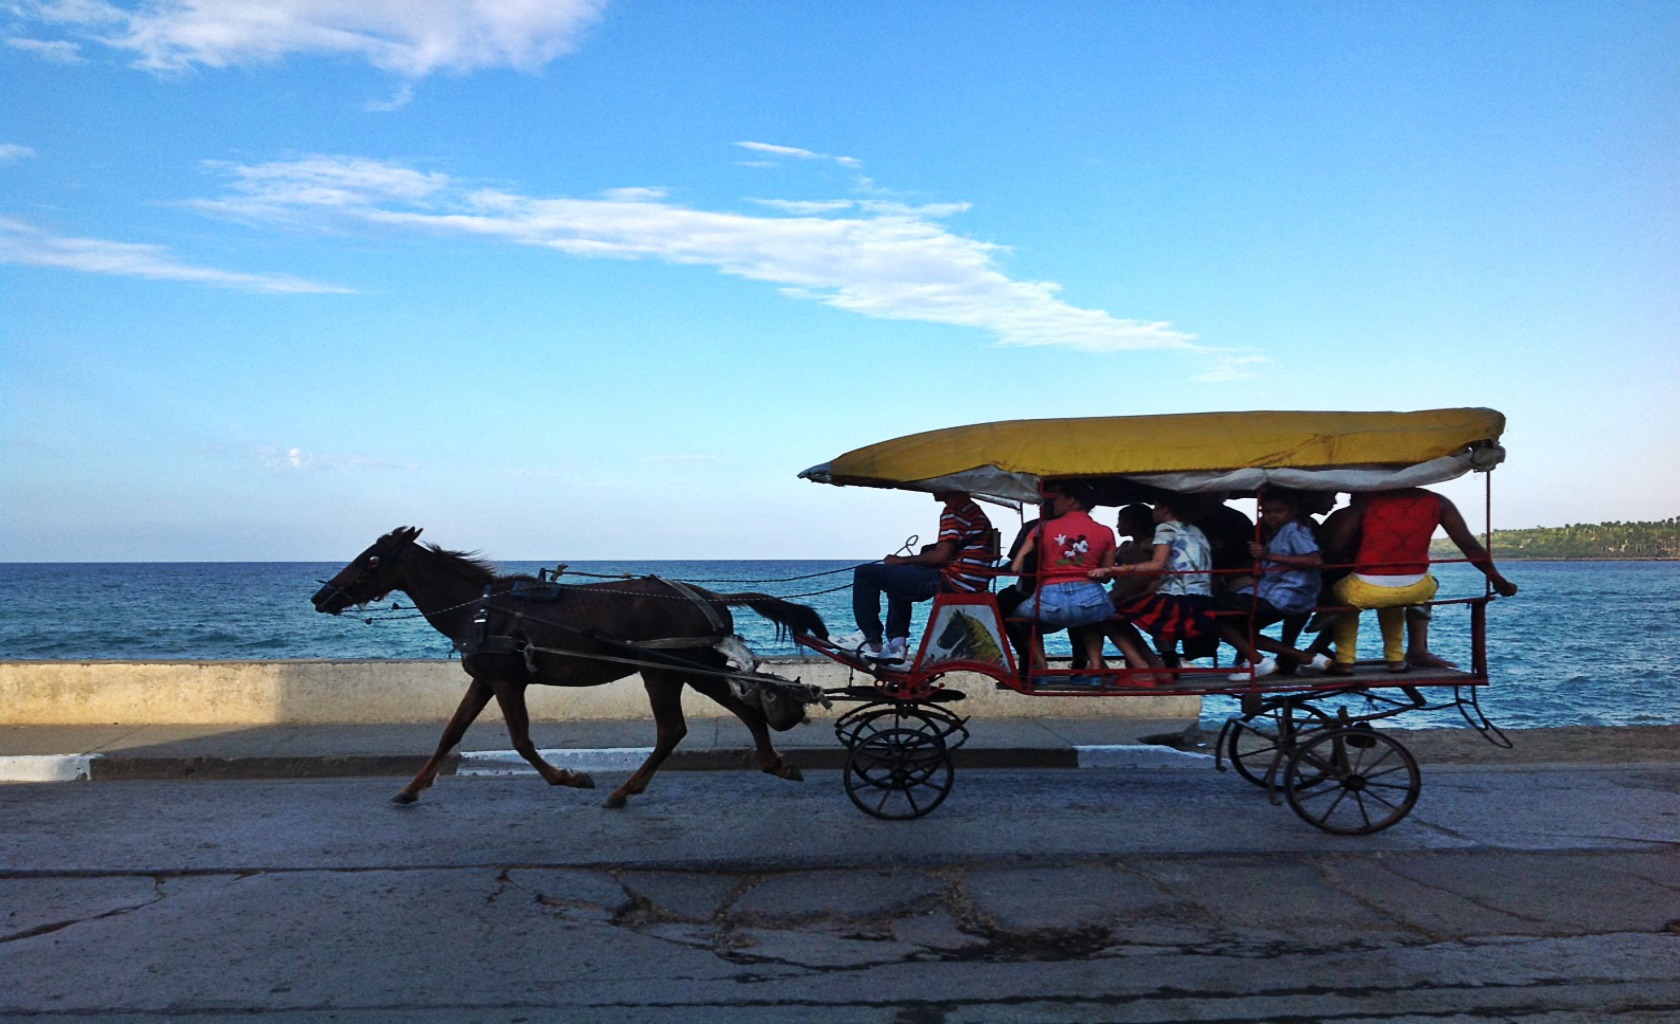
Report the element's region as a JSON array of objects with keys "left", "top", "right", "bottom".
[
  {"left": 687, "top": 675, "right": 804, "bottom": 783},
  {"left": 492, "top": 682, "right": 595, "bottom": 791},
  {"left": 605, "top": 673, "right": 687, "bottom": 809},
  {"left": 394, "top": 677, "right": 493, "bottom": 805}
]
